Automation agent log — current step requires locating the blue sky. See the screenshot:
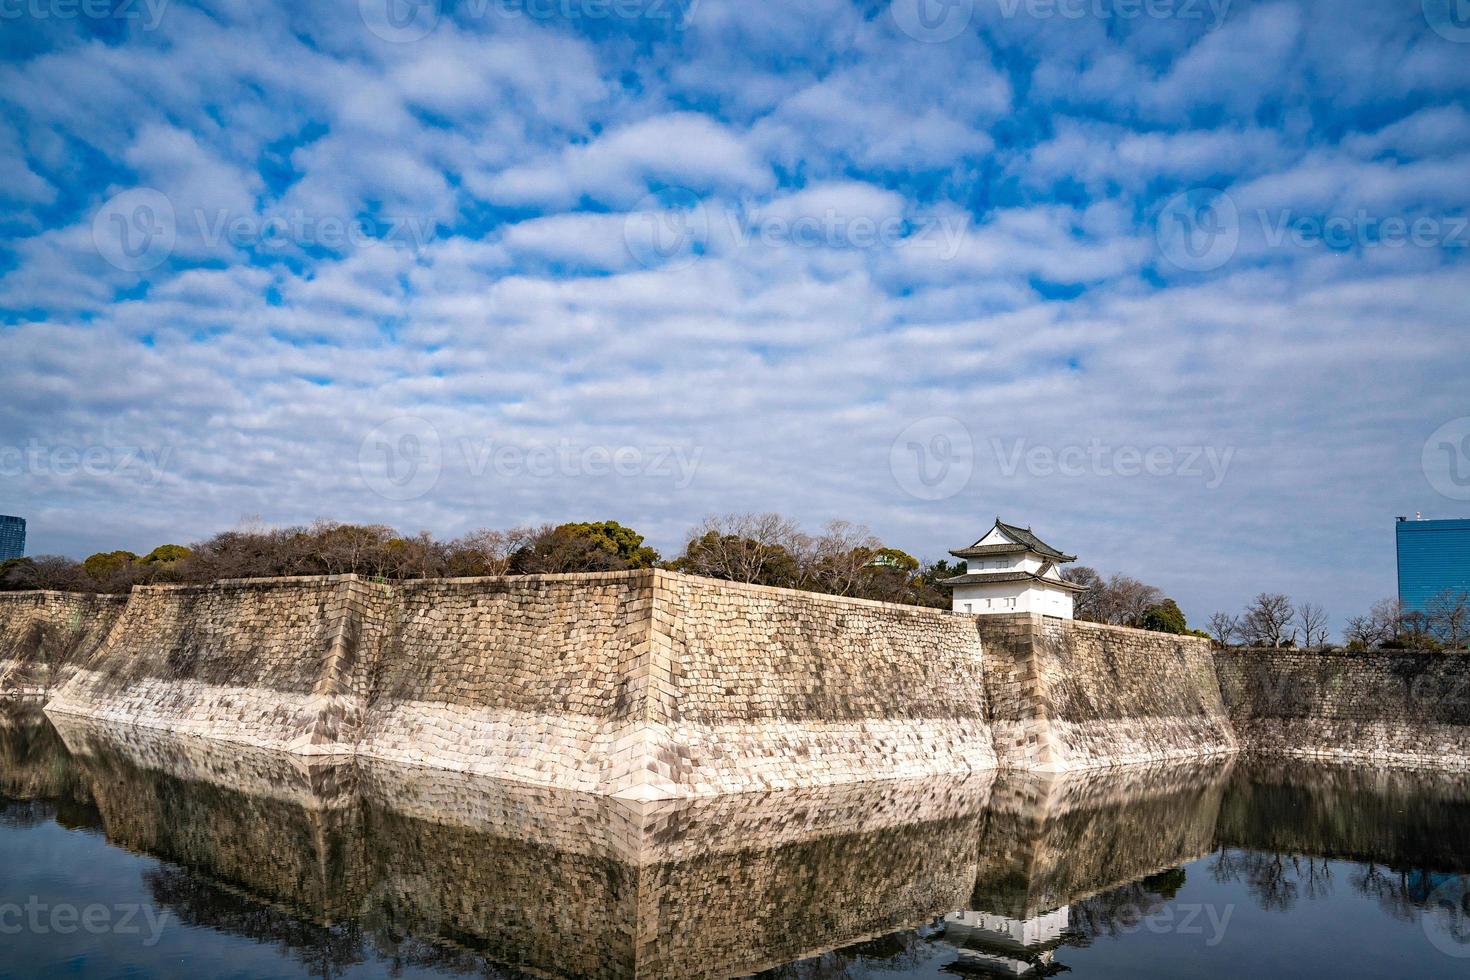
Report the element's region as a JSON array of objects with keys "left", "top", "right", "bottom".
[{"left": 1, "top": 0, "right": 1468, "bottom": 629}]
